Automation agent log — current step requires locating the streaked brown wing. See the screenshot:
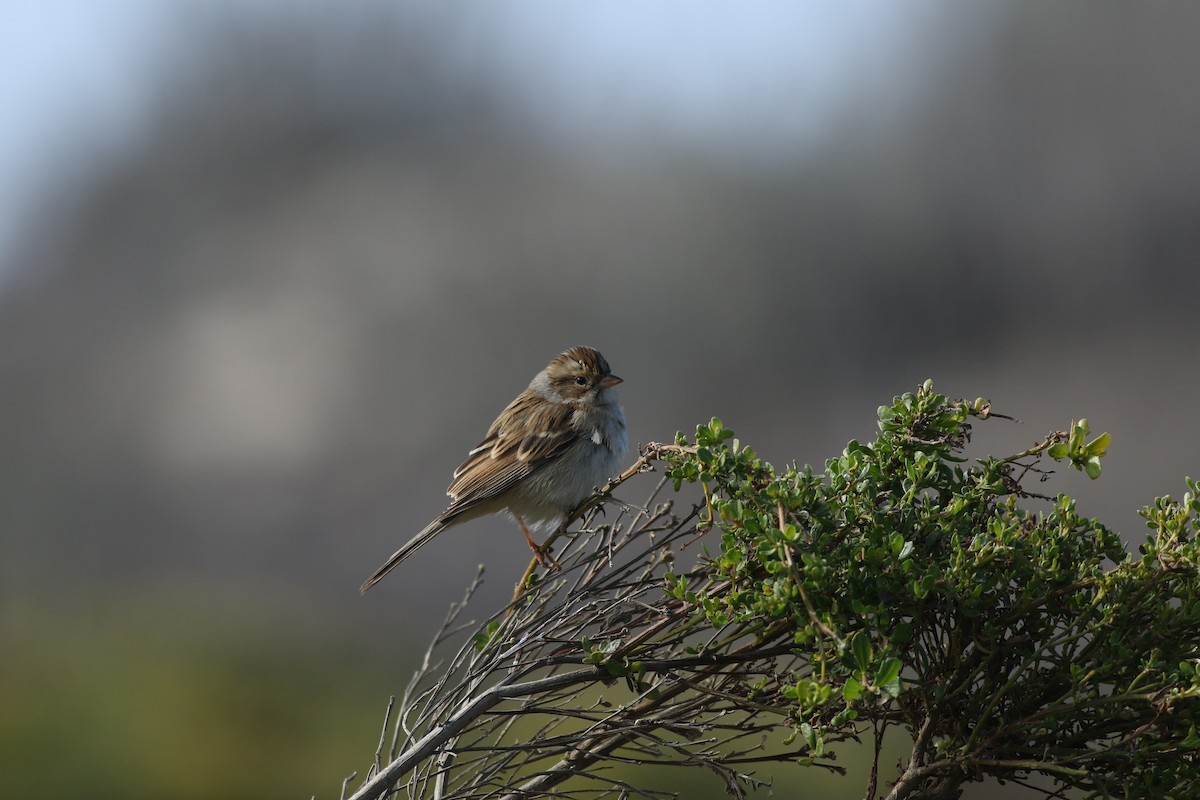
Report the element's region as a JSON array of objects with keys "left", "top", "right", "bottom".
[{"left": 445, "top": 391, "right": 579, "bottom": 510}]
